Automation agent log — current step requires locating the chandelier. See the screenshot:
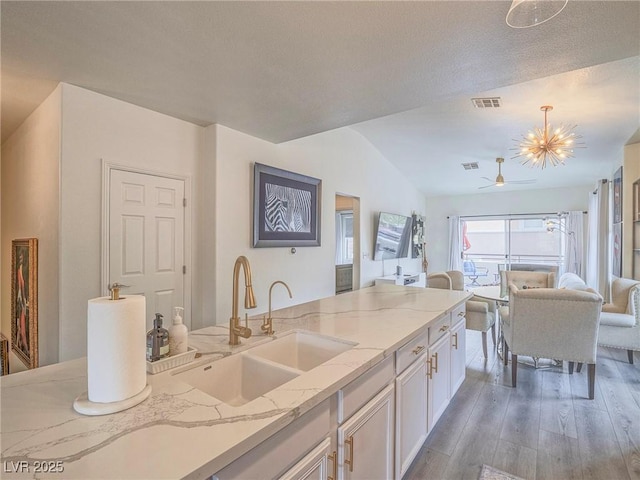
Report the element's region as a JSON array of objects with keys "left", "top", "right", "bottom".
[{"left": 512, "top": 105, "right": 583, "bottom": 169}]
